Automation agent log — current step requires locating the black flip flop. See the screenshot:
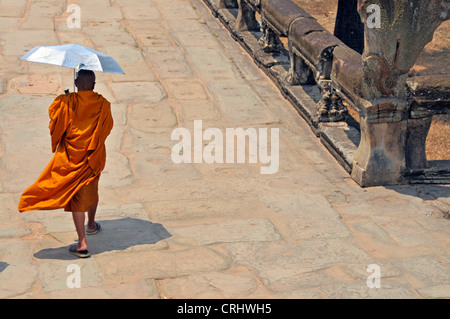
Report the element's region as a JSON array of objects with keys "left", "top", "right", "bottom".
[
  {"left": 86, "top": 222, "right": 101, "bottom": 235},
  {"left": 69, "top": 245, "right": 90, "bottom": 258}
]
